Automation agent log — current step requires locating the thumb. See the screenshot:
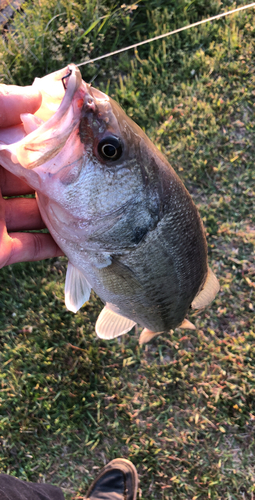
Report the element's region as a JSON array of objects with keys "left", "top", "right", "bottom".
[{"left": 0, "top": 84, "right": 42, "bottom": 128}]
